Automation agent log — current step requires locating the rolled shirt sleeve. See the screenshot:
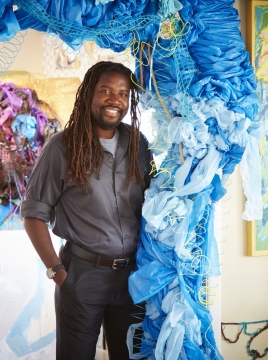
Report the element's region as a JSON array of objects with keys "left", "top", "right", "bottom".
[{"left": 21, "top": 132, "right": 66, "bottom": 223}]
